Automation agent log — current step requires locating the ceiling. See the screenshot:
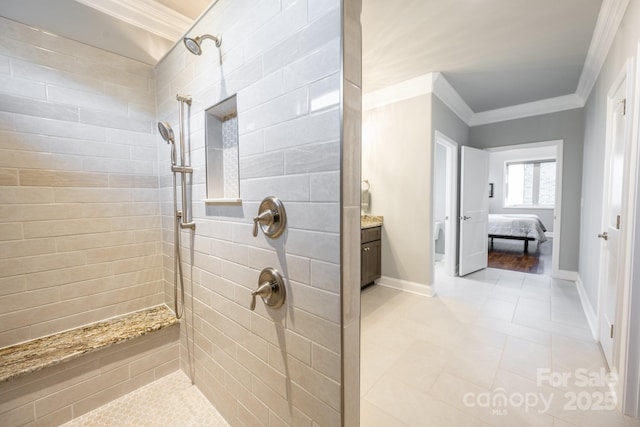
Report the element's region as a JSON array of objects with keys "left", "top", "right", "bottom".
[
  {"left": 0, "top": 0, "right": 608, "bottom": 116},
  {"left": 153, "top": 0, "right": 212, "bottom": 20},
  {"left": 0, "top": 0, "right": 215, "bottom": 65},
  {"left": 362, "top": 0, "right": 603, "bottom": 113}
]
